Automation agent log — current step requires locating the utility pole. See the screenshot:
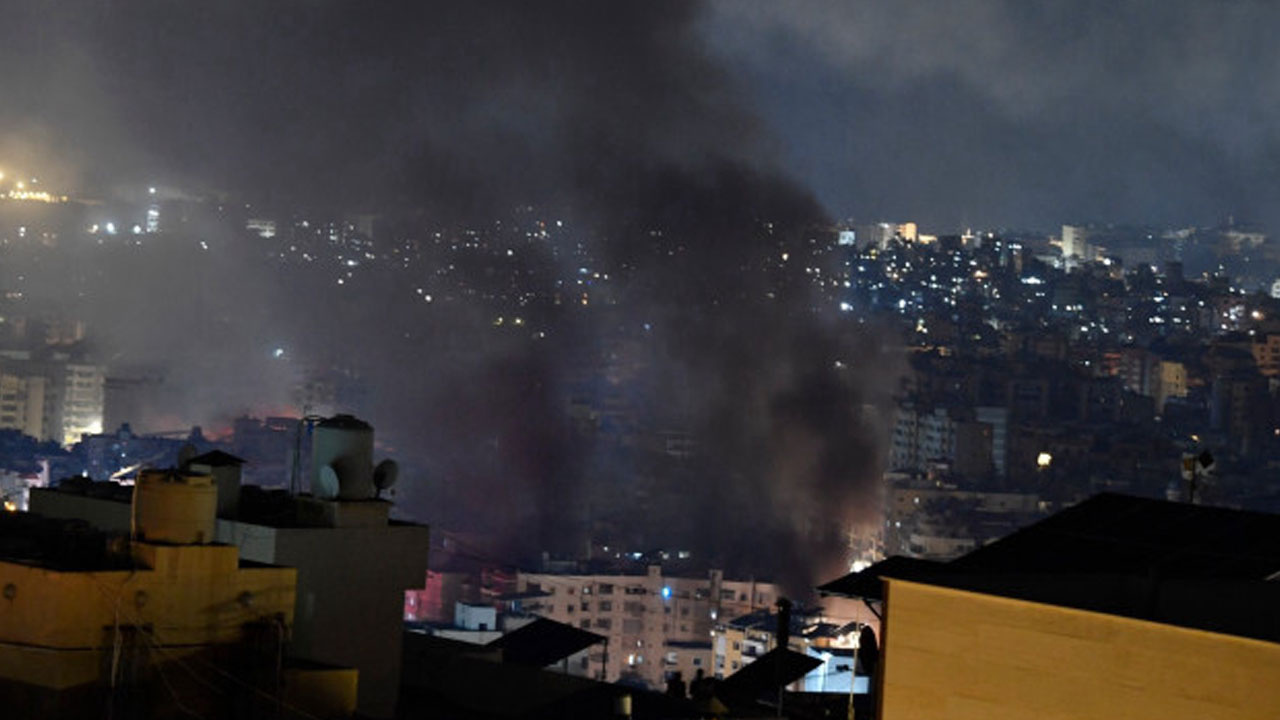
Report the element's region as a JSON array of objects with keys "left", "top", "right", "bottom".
[{"left": 847, "top": 622, "right": 863, "bottom": 720}]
